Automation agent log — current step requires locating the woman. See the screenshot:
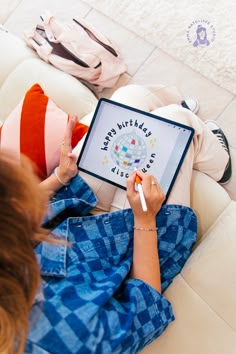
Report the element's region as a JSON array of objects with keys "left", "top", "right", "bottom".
[{"left": 0, "top": 85, "right": 230, "bottom": 353}]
